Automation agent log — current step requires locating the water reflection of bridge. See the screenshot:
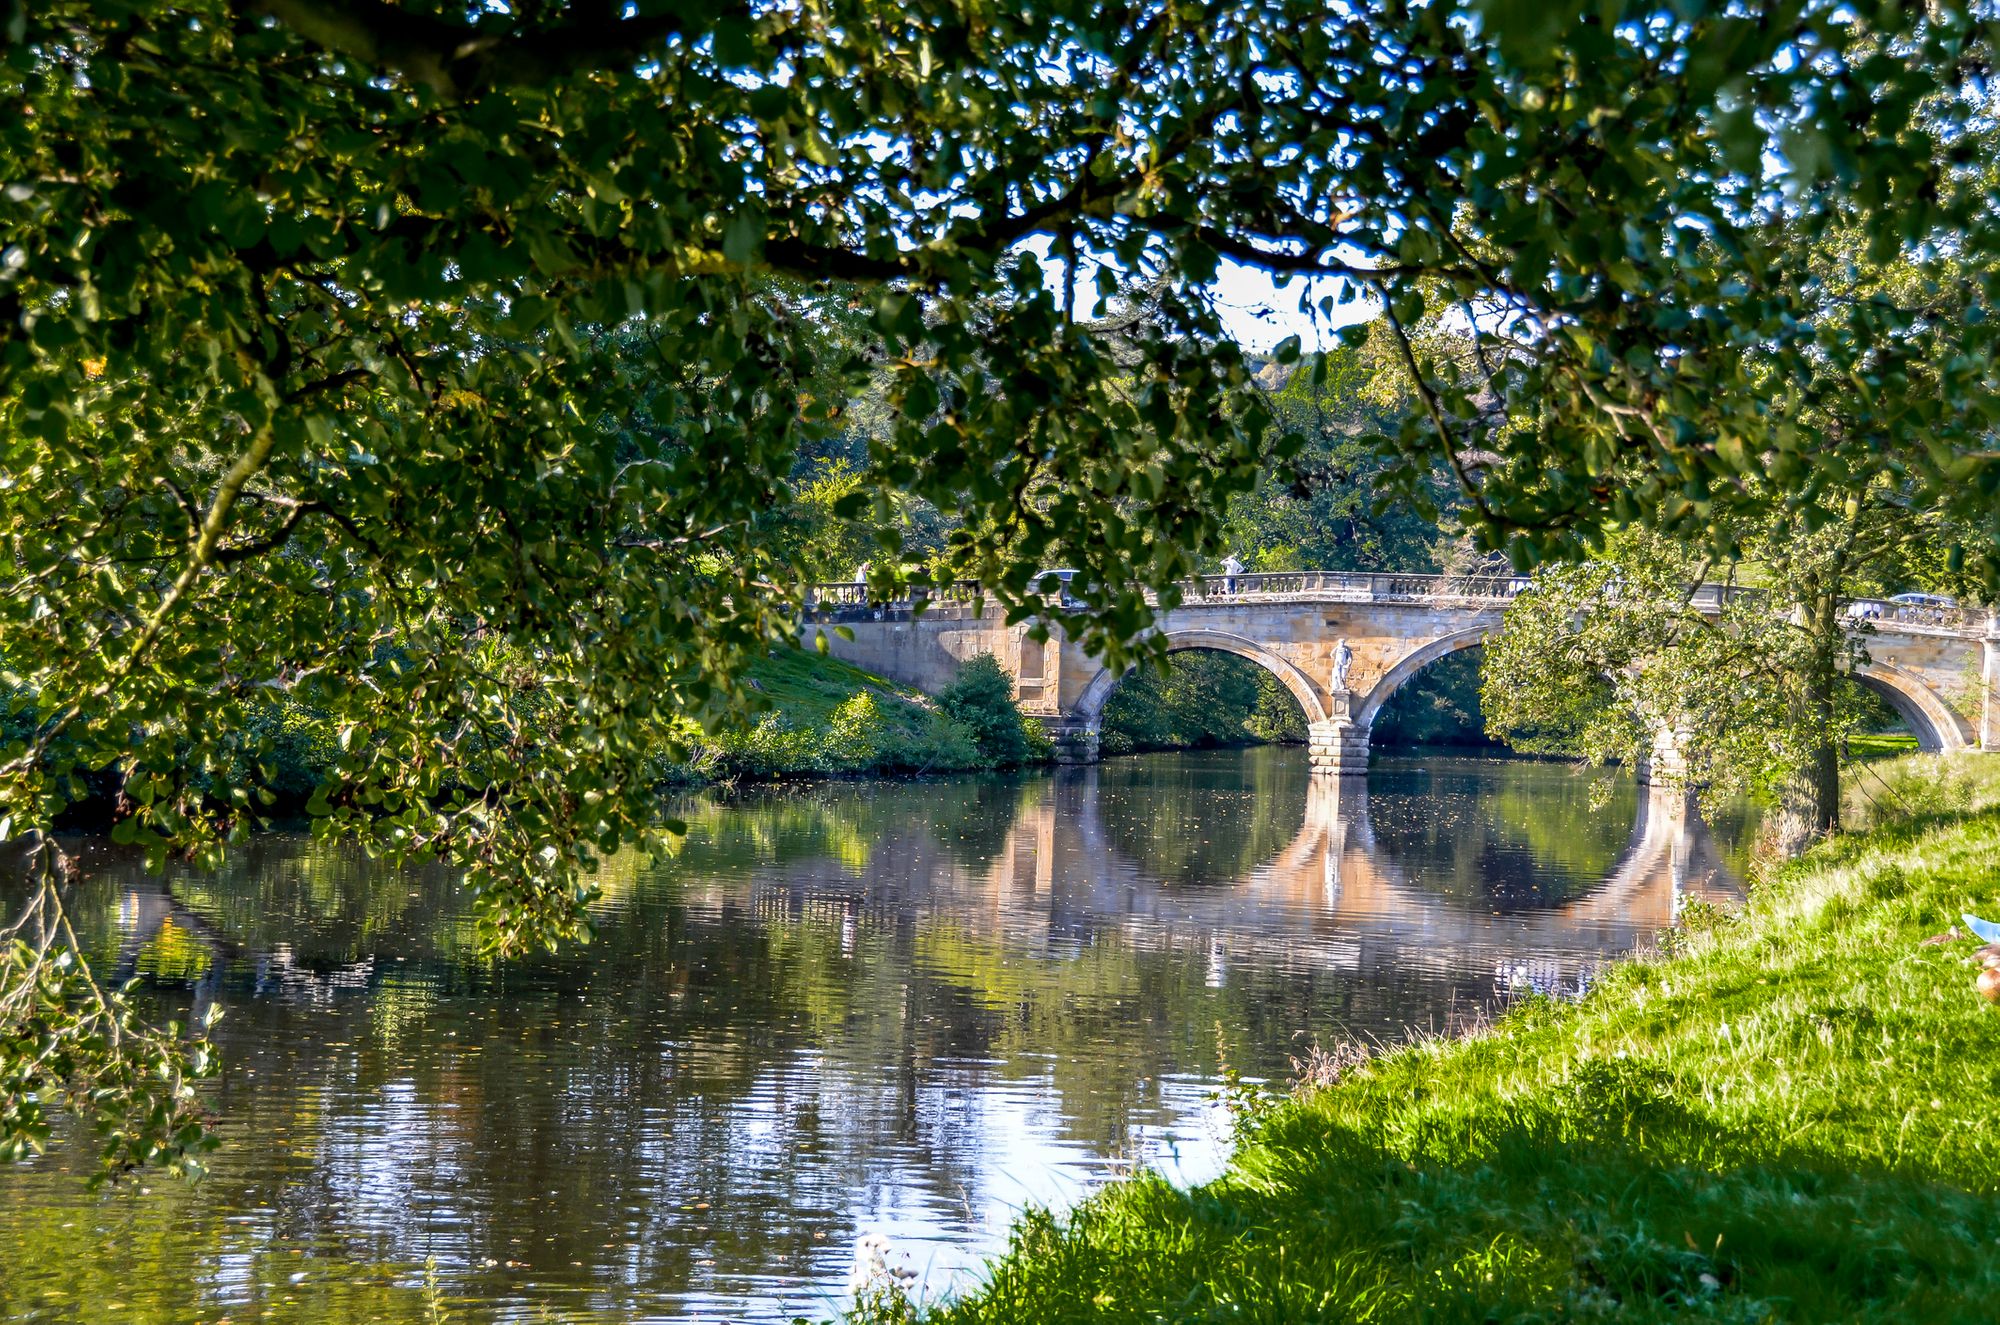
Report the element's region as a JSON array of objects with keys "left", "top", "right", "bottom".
[
  {"left": 752, "top": 765, "right": 1743, "bottom": 1000},
  {"left": 105, "top": 761, "right": 1743, "bottom": 1016}
]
